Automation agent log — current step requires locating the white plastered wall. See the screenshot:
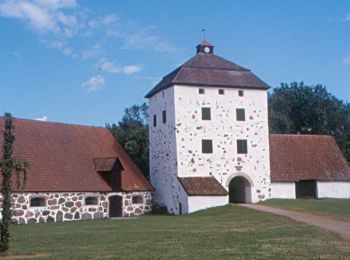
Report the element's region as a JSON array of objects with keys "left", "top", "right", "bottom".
[
  {"left": 271, "top": 182, "right": 296, "bottom": 199},
  {"left": 173, "top": 85, "right": 271, "bottom": 203},
  {"left": 187, "top": 196, "right": 228, "bottom": 213},
  {"left": 317, "top": 181, "right": 350, "bottom": 199},
  {"left": 149, "top": 87, "right": 183, "bottom": 214}
]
